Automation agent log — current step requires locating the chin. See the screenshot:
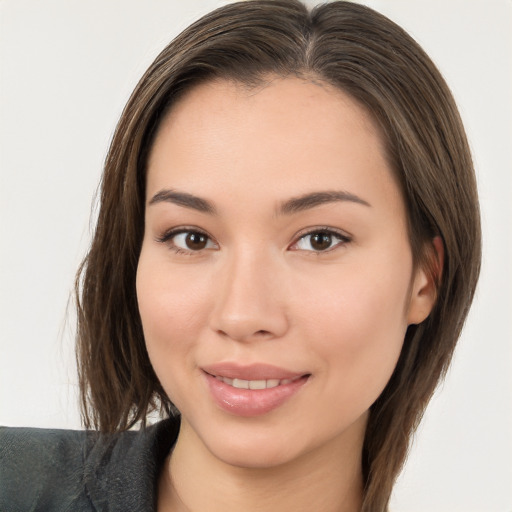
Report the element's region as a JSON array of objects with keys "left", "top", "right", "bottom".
[{"left": 196, "top": 418, "right": 310, "bottom": 470}]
